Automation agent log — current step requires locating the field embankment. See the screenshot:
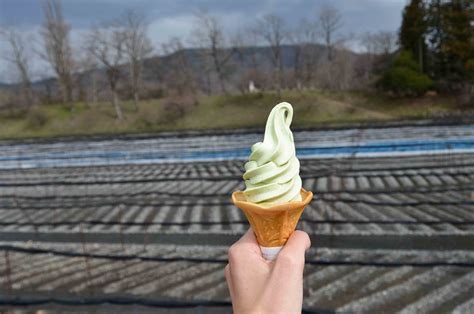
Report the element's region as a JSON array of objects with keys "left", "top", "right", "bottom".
[{"left": 0, "top": 90, "right": 469, "bottom": 139}]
